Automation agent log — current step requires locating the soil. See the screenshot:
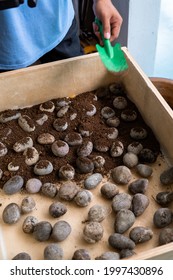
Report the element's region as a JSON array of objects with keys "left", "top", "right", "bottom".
[{"left": 0, "top": 83, "right": 160, "bottom": 188}]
